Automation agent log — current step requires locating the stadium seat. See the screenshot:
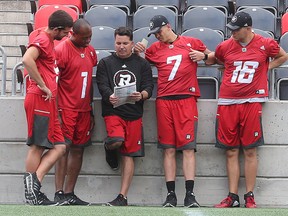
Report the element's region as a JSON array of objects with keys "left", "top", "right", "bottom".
[
  {"left": 197, "top": 66, "right": 220, "bottom": 99},
  {"left": 185, "top": 0, "right": 231, "bottom": 15},
  {"left": 90, "top": 26, "right": 115, "bottom": 51},
  {"left": 235, "top": 0, "right": 278, "bottom": 16},
  {"left": 182, "top": 6, "right": 227, "bottom": 35},
  {"left": 88, "top": 0, "right": 132, "bottom": 14},
  {"left": 181, "top": 27, "right": 224, "bottom": 51},
  {"left": 281, "top": 13, "right": 288, "bottom": 35},
  {"left": 253, "top": 28, "right": 274, "bottom": 38},
  {"left": 133, "top": 6, "right": 178, "bottom": 31},
  {"left": 236, "top": 7, "right": 276, "bottom": 36},
  {"left": 135, "top": 0, "right": 182, "bottom": 14},
  {"left": 279, "top": 32, "right": 288, "bottom": 53},
  {"left": 274, "top": 67, "right": 288, "bottom": 100},
  {"left": 34, "top": 5, "right": 78, "bottom": 30},
  {"left": 133, "top": 27, "right": 158, "bottom": 48},
  {"left": 37, "top": 0, "right": 85, "bottom": 14},
  {"left": 92, "top": 50, "right": 112, "bottom": 98},
  {"left": 84, "top": 5, "right": 127, "bottom": 28}
]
